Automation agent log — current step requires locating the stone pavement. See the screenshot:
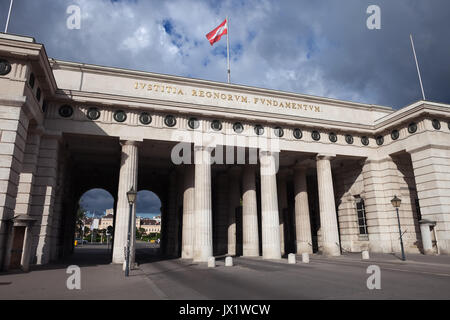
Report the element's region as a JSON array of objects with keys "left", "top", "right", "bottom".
[{"left": 1, "top": 243, "right": 449, "bottom": 300}]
